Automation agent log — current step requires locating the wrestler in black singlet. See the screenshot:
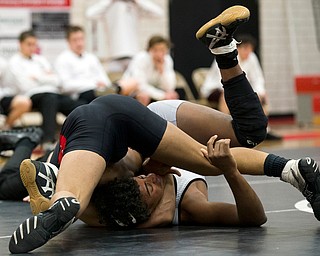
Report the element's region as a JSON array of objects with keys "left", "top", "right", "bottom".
[{"left": 50, "top": 94, "right": 167, "bottom": 166}]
